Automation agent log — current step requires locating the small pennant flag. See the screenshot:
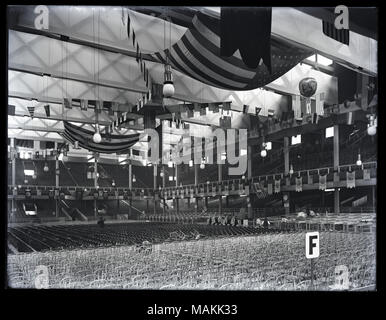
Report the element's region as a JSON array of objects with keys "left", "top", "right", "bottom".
[
  {"left": 312, "top": 112, "right": 319, "bottom": 124},
  {"left": 44, "top": 104, "right": 50, "bottom": 117},
  {"left": 27, "top": 106, "right": 35, "bottom": 118},
  {"left": 319, "top": 174, "right": 327, "bottom": 190},
  {"left": 347, "top": 171, "right": 355, "bottom": 189},
  {"left": 274, "top": 179, "right": 281, "bottom": 193},
  {"left": 63, "top": 98, "right": 72, "bottom": 109},
  {"left": 222, "top": 101, "right": 231, "bottom": 110},
  {"left": 8, "top": 105, "right": 16, "bottom": 116},
  {"left": 295, "top": 176, "right": 303, "bottom": 192},
  {"left": 80, "top": 99, "right": 88, "bottom": 111}
]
